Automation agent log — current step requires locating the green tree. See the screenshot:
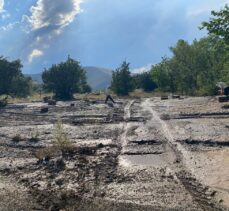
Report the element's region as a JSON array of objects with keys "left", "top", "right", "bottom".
[
  {"left": 201, "top": 4, "right": 229, "bottom": 44},
  {"left": 110, "top": 61, "right": 134, "bottom": 96},
  {"left": 133, "top": 72, "right": 157, "bottom": 92},
  {"left": 10, "top": 76, "right": 33, "bottom": 97},
  {"left": 42, "top": 57, "right": 91, "bottom": 100},
  {"left": 0, "top": 56, "right": 32, "bottom": 97},
  {"left": 150, "top": 36, "right": 228, "bottom": 95},
  {"left": 151, "top": 57, "right": 174, "bottom": 92}
]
